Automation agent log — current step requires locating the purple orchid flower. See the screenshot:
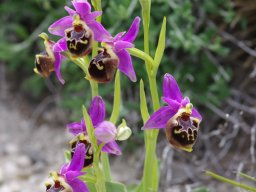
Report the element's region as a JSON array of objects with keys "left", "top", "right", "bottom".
[
  {"left": 34, "top": 33, "right": 65, "bottom": 84},
  {"left": 100, "top": 17, "right": 141, "bottom": 82},
  {"left": 67, "top": 96, "right": 122, "bottom": 156},
  {"left": 46, "top": 143, "right": 88, "bottom": 192},
  {"left": 48, "top": 0, "right": 110, "bottom": 54},
  {"left": 143, "top": 73, "right": 202, "bottom": 152}
]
